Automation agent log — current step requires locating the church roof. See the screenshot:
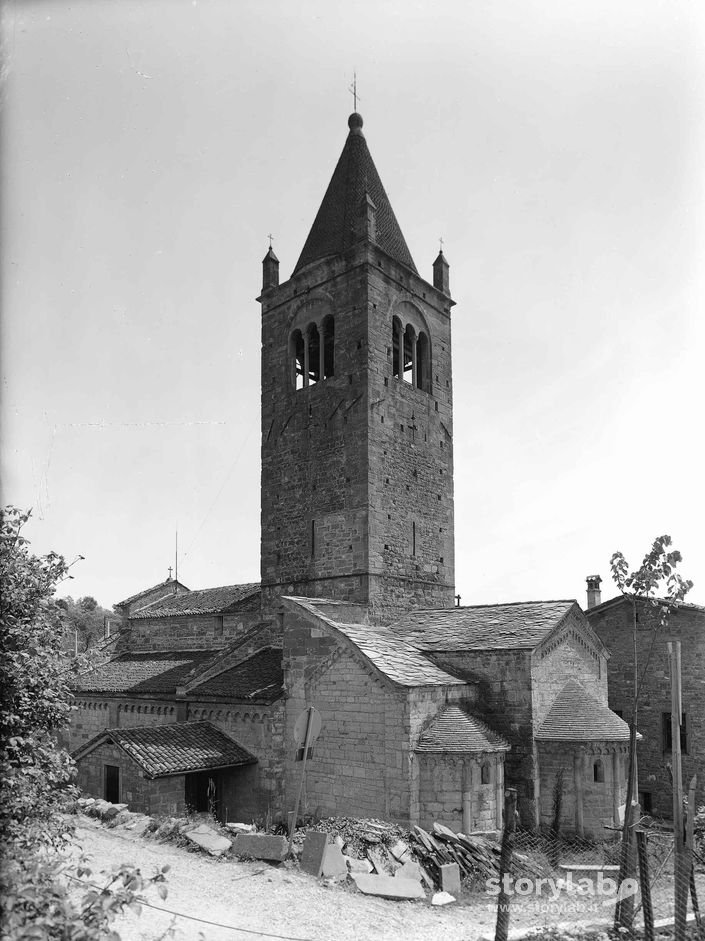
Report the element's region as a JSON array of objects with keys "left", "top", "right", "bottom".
[
  {"left": 535, "top": 680, "right": 631, "bottom": 742},
  {"left": 115, "top": 577, "right": 190, "bottom": 609},
  {"left": 73, "top": 721, "right": 257, "bottom": 779},
  {"left": 415, "top": 706, "right": 510, "bottom": 754},
  {"left": 389, "top": 601, "right": 578, "bottom": 651},
  {"left": 129, "top": 583, "right": 260, "bottom": 619},
  {"left": 73, "top": 649, "right": 219, "bottom": 694},
  {"left": 293, "top": 113, "right": 418, "bottom": 275},
  {"left": 319, "top": 619, "right": 466, "bottom": 688},
  {"left": 188, "top": 647, "right": 284, "bottom": 703}
]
